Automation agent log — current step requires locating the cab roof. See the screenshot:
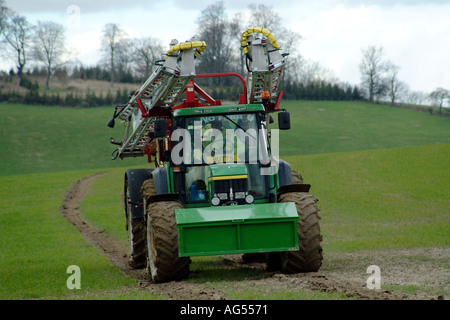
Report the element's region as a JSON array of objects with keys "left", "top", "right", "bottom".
[{"left": 173, "top": 104, "right": 265, "bottom": 117}]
